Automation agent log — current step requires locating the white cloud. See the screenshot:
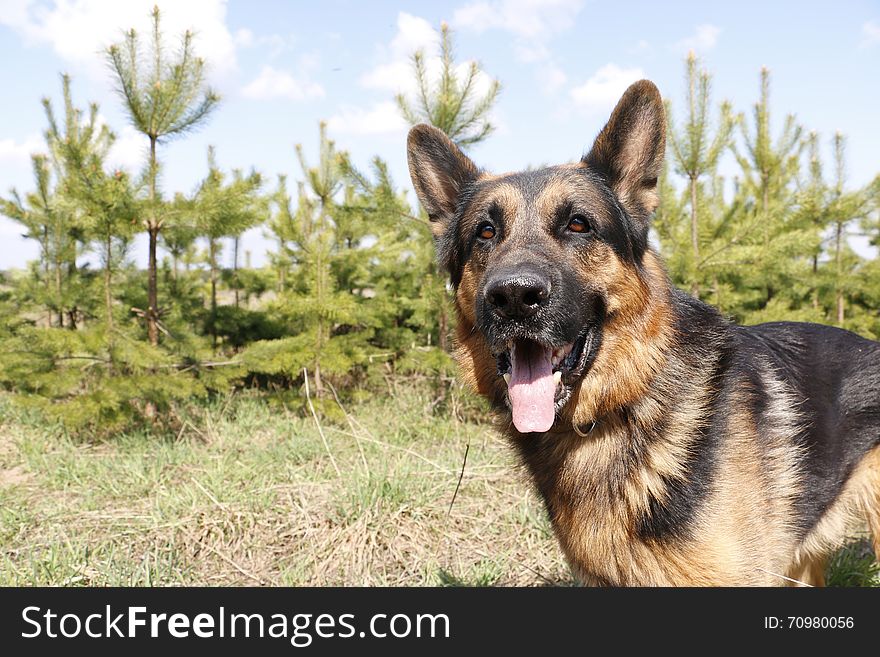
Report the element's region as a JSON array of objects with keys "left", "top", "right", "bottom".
[
  {"left": 359, "top": 13, "right": 439, "bottom": 93},
  {"left": 861, "top": 20, "right": 880, "bottom": 47},
  {"left": 0, "top": 0, "right": 239, "bottom": 80},
  {"left": 673, "top": 24, "right": 721, "bottom": 53},
  {"left": 453, "top": 0, "right": 583, "bottom": 41},
  {"left": 107, "top": 125, "right": 146, "bottom": 172},
  {"left": 357, "top": 12, "right": 494, "bottom": 106},
  {"left": 326, "top": 101, "right": 408, "bottom": 136},
  {"left": 343, "top": 11, "right": 502, "bottom": 137},
  {"left": 241, "top": 65, "right": 324, "bottom": 101},
  {"left": 570, "top": 64, "right": 645, "bottom": 114},
  {"left": 453, "top": 0, "right": 583, "bottom": 97},
  {"left": 233, "top": 27, "right": 255, "bottom": 47},
  {"left": 360, "top": 59, "right": 413, "bottom": 93},
  {"left": 389, "top": 12, "right": 441, "bottom": 57},
  {"left": 540, "top": 64, "right": 567, "bottom": 94},
  {"left": 515, "top": 41, "right": 552, "bottom": 63},
  {"left": 0, "top": 134, "right": 45, "bottom": 168},
  {"left": 88, "top": 113, "right": 146, "bottom": 173},
  {"left": 234, "top": 27, "right": 288, "bottom": 58}
]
